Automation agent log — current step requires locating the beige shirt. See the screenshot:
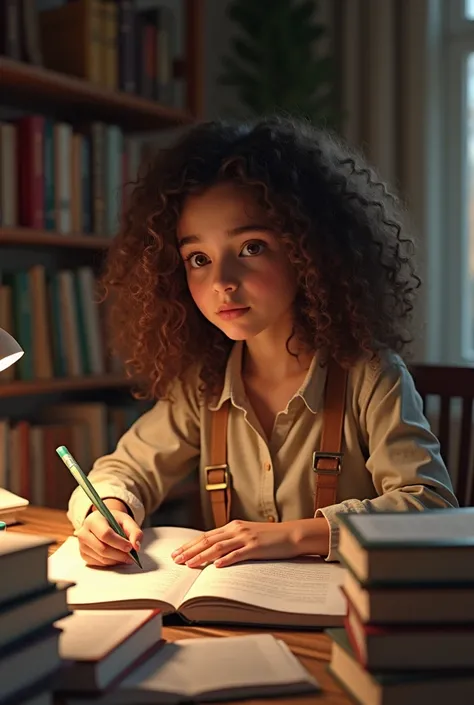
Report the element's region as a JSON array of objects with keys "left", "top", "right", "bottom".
[{"left": 68, "top": 343, "right": 458, "bottom": 561}]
